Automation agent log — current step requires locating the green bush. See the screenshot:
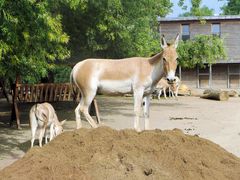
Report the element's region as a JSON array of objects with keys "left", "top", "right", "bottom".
[
  {"left": 177, "top": 35, "right": 227, "bottom": 68},
  {"left": 52, "top": 65, "right": 72, "bottom": 83}
]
